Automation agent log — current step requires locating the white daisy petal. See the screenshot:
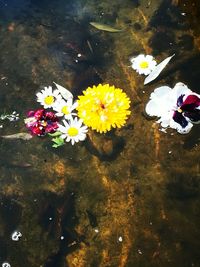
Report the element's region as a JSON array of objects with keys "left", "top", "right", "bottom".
[
  {"left": 71, "top": 139, "right": 75, "bottom": 145},
  {"left": 53, "top": 99, "right": 78, "bottom": 120},
  {"left": 55, "top": 112, "right": 63, "bottom": 117},
  {"left": 63, "top": 119, "right": 70, "bottom": 128},
  {"left": 58, "top": 125, "right": 67, "bottom": 133},
  {"left": 57, "top": 118, "right": 88, "bottom": 145},
  {"left": 61, "top": 134, "right": 67, "bottom": 139}
]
